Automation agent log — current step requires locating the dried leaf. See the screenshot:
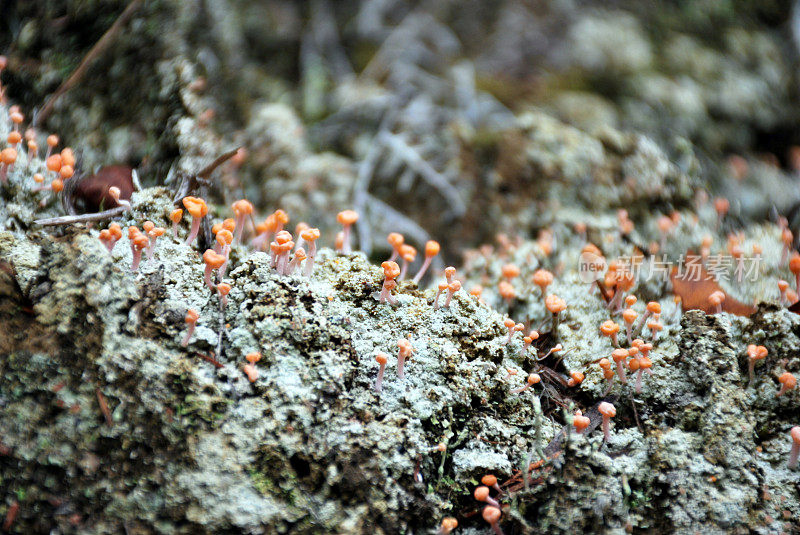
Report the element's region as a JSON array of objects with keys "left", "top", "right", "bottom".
[{"left": 670, "top": 261, "right": 755, "bottom": 316}]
